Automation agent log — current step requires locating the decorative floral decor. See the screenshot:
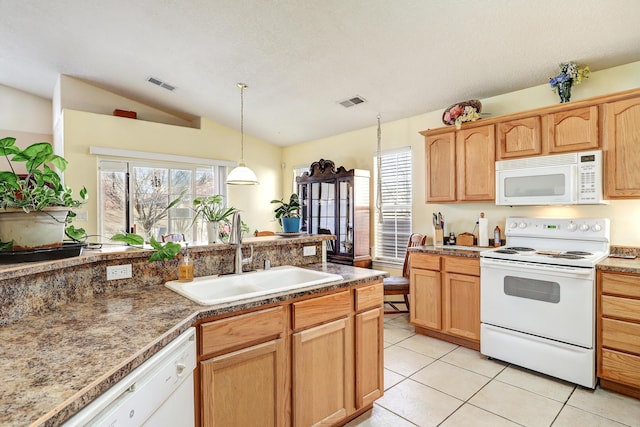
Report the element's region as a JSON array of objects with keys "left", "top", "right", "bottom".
[
  {"left": 549, "top": 62, "right": 590, "bottom": 103},
  {"left": 442, "top": 99, "right": 482, "bottom": 129}
]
